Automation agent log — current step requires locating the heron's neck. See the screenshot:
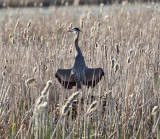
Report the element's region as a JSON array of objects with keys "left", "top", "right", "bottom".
[{"left": 75, "top": 33, "right": 82, "bottom": 55}]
